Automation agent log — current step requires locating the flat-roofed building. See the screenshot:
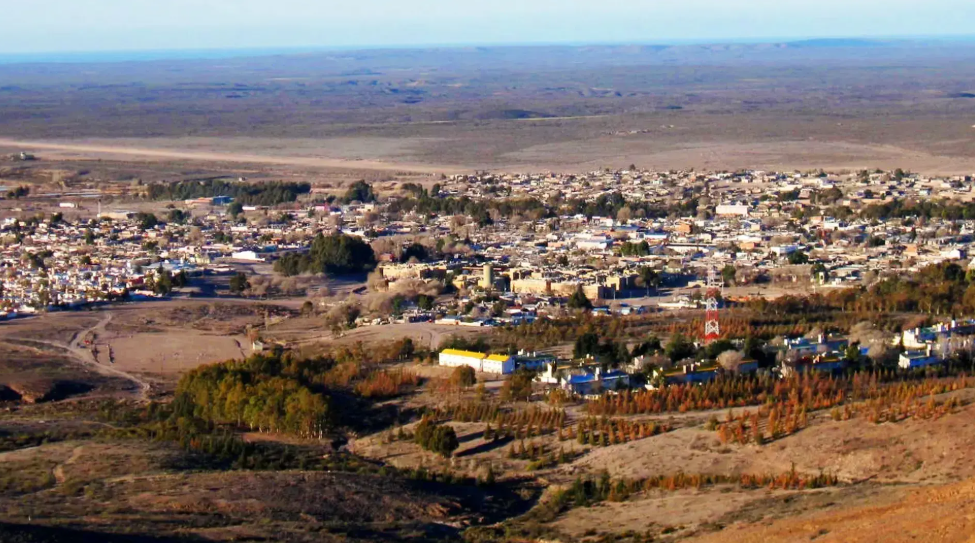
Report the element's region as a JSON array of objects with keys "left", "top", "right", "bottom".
[{"left": 439, "top": 348, "right": 515, "bottom": 374}]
